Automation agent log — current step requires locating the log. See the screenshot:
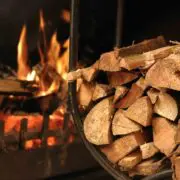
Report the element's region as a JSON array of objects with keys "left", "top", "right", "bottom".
[
  {"left": 147, "top": 88, "right": 160, "bottom": 104},
  {"left": 113, "top": 86, "right": 128, "bottom": 103},
  {"left": 146, "top": 54, "right": 180, "bottom": 91},
  {"left": 67, "top": 66, "right": 97, "bottom": 82},
  {"left": 176, "top": 121, "right": 180, "bottom": 144},
  {"left": 118, "top": 150, "right": 142, "bottom": 169},
  {"left": 84, "top": 97, "right": 114, "bottom": 145},
  {"left": 108, "top": 71, "right": 139, "bottom": 87},
  {"left": 129, "top": 158, "right": 162, "bottom": 176},
  {"left": 116, "top": 36, "right": 166, "bottom": 57},
  {"left": 76, "top": 78, "right": 83, "bottom": 92},
  {"left": 119, "top": 45, "right": 177, "bottom": 70},
  {"left": 115, "top": 77, "right": 148, "bottom": 109},
  {"left": 154, "top": 92, "right": 178, "bottom": 121},
  {"left": 173, "top": 156, "right": 180, "bottom": 180},
  {"left": 93, "top": 51, "right": 121, "bottom": 71},
  {"left": 140, "top": 142, "right": 159, "bottom": 159},
  {"left": 152, "top": 117, "right": 177, "bottom": 156},
  {"left": 101, "top": 131, "right": 145, "bottom": 163},
  {"left": 77, "top": 81, "right": 95, "bottom": 107},
  {"left": 92, "top": 84, "right": 113, "bottom": 101},
  {"left": 0, "top": 79, "right": 37, "bottom": 95},
  {"left": 124, "top": 96, "right": 153, "bottom": 127},
  {"left": 112, "top": 109, "right": 141, "bottom": 135},
  {"left": 93, "top": 36, "right": 166, "bottom": 72}
]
